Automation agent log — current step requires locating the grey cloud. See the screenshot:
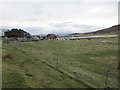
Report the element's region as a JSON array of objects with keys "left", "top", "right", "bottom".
[
  {"left": 72, "top": 24, "right": 101, "bottom": 33},
  {"left": 52, "top": 23, "right": 100, "bottom": 33},
  {"left": 50, "top": 29, "right": 73, "bottom": 35},
  {"left": 0, "top": 26, "right": 48, "bottom": 35},
  {"left": 72, "top": 24, "right": 92, "bottom": 28},
  {"left": 24, "top": 27, "right": 48, "bottom": 35},
  {"left": 53, "top": 23, "right": 68, "bottom": 28},
  {"left": 52, "top": 22, "right": 71, "bottom": 27},
  {"left": 0, "top": 2, "right": 117, "bottom": 35},
  {"left": 53, "top": 24, "right": 67, "bottom": 27}
]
